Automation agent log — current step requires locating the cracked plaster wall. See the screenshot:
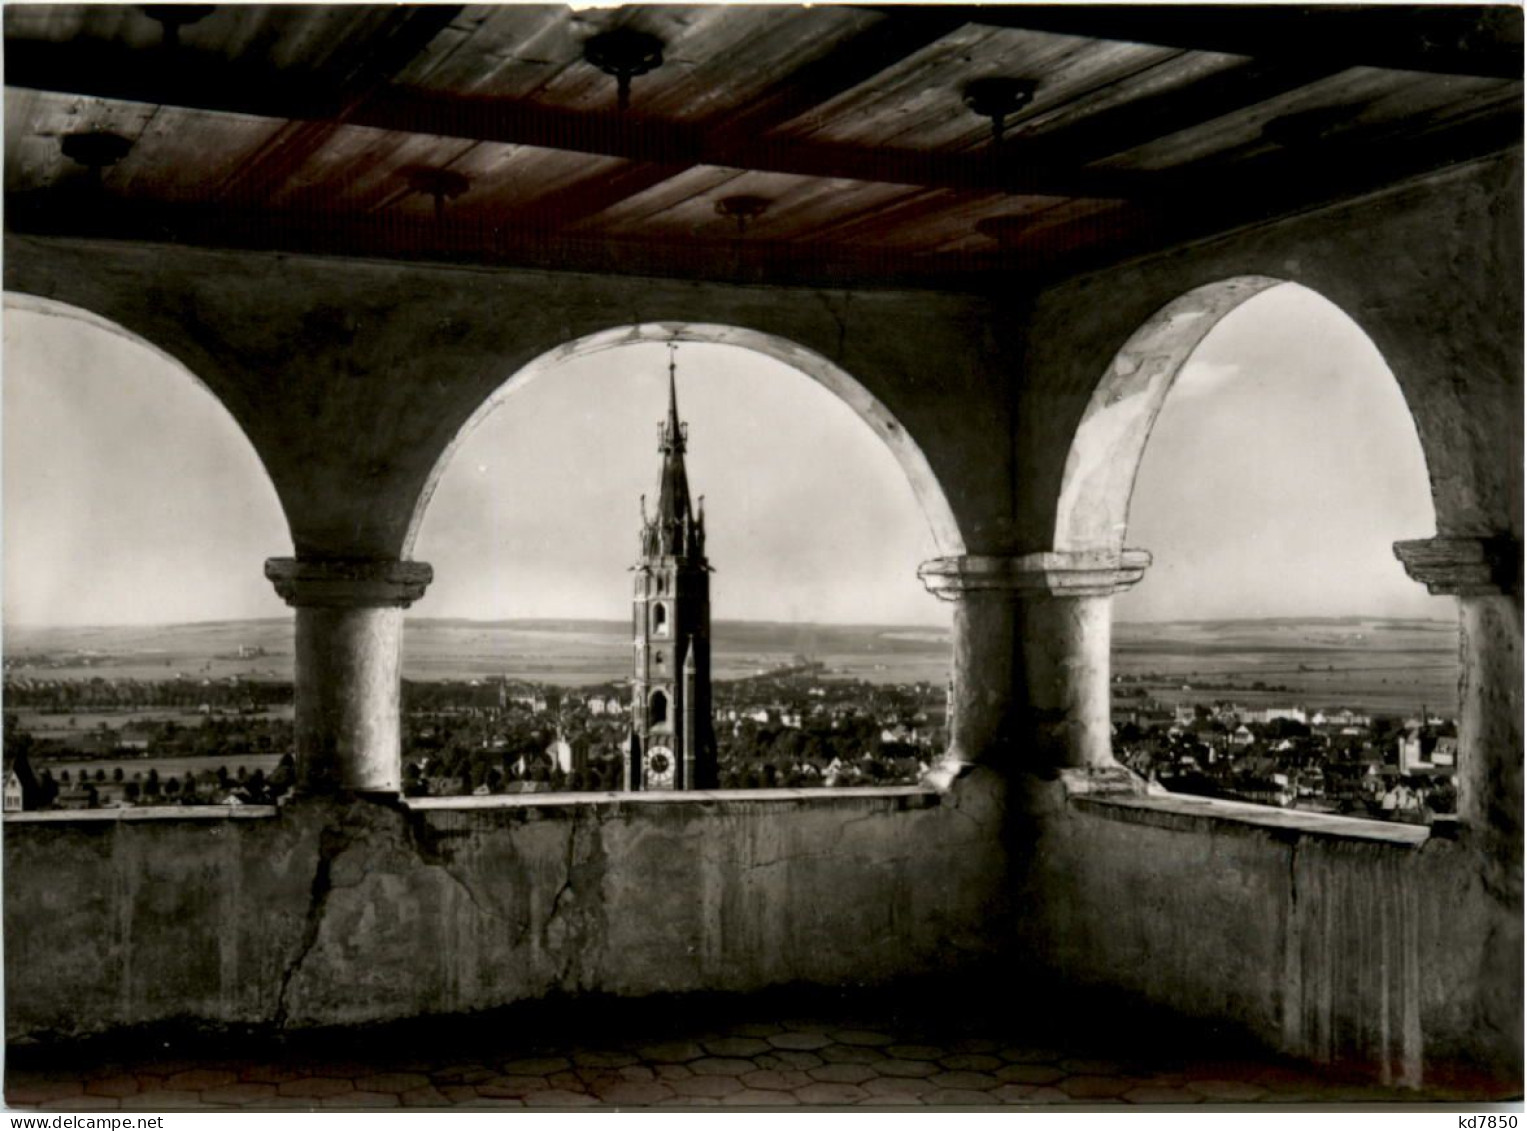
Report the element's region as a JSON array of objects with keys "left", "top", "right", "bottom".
[
  {"left": 1008, "top": 783, "right": 1521, "bottom": 1091},
  {"left": 4, "top": 776, "right": 1007, "bottom": 1042},
  {"left": 997, "top": 153, "right": 1523, "bottom": 1090}
]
